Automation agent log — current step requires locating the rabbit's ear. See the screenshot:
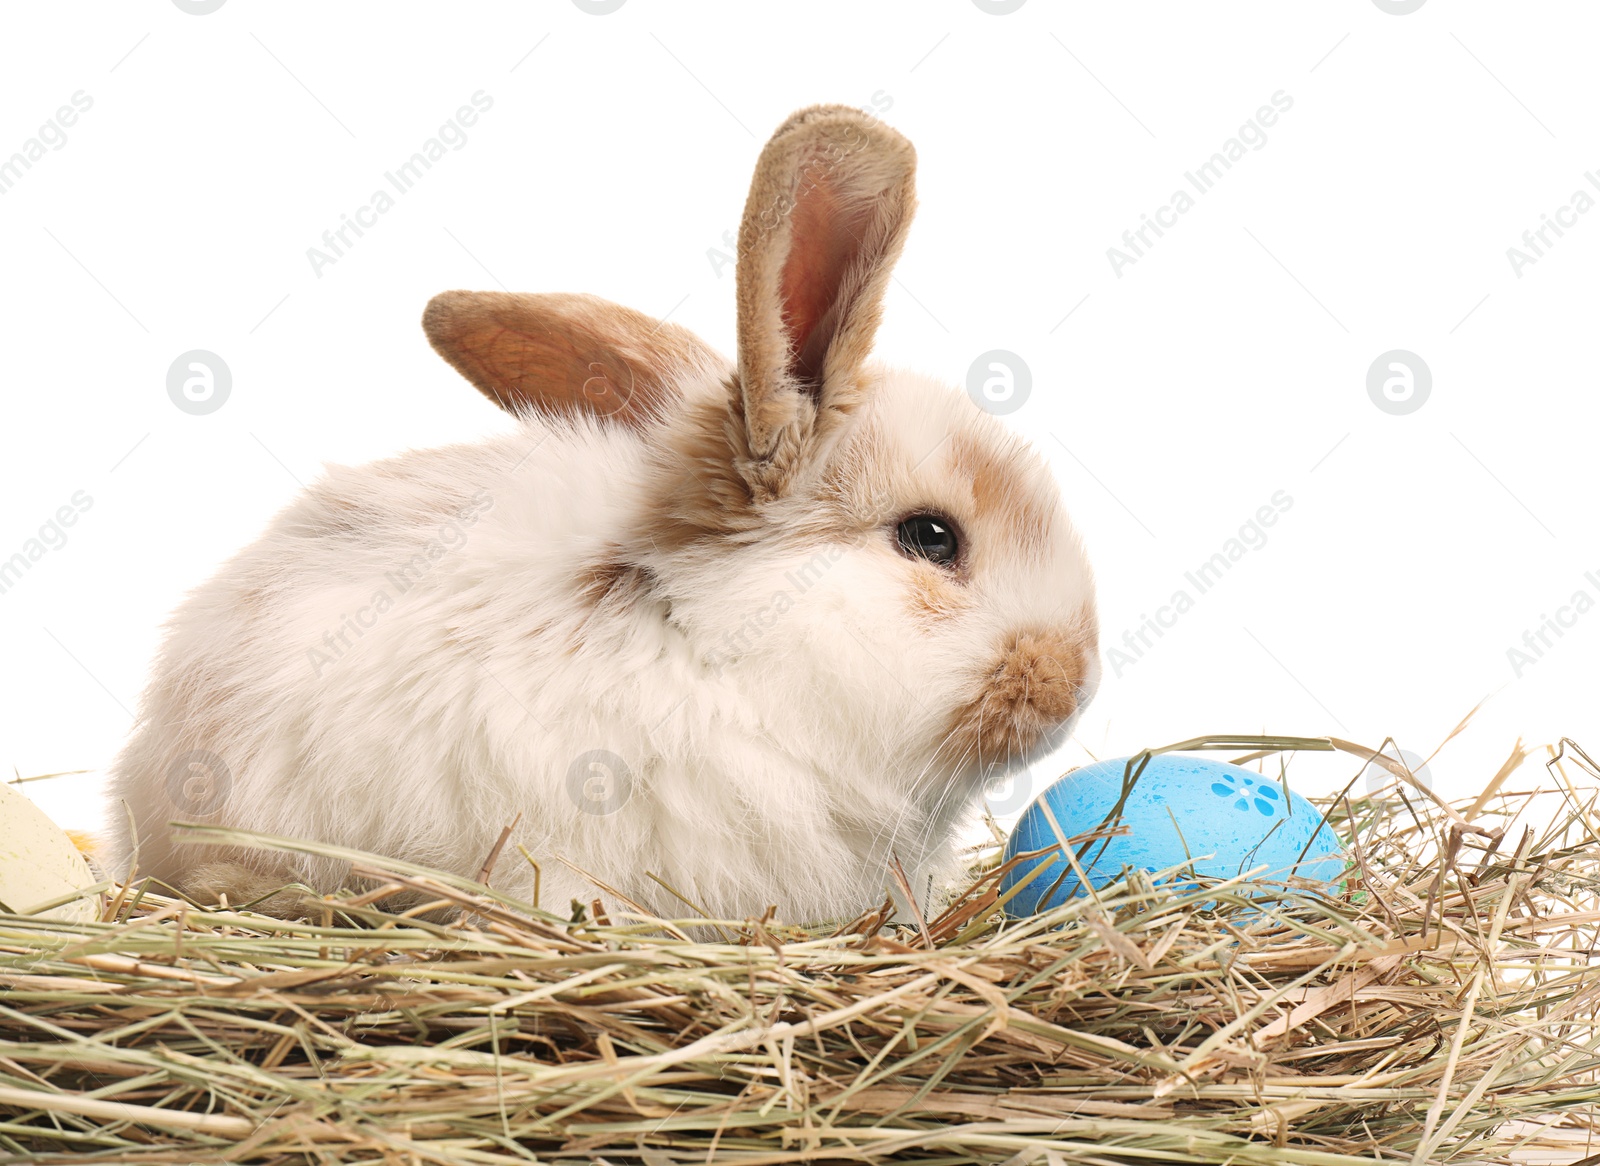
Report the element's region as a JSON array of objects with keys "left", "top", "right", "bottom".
[
  {"left": 424, "top": 291, "right": 722, "bottom": 426},
  {"left": 735, "top": 105, "right": 916, "bottom": 497}
]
